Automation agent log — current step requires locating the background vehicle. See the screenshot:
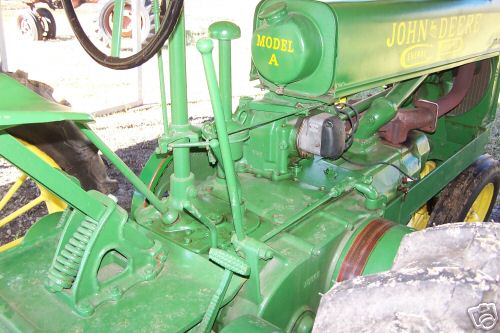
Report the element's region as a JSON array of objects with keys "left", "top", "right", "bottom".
[{"left": 1, "top": 0, "right": 500, "bottom": 332}]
